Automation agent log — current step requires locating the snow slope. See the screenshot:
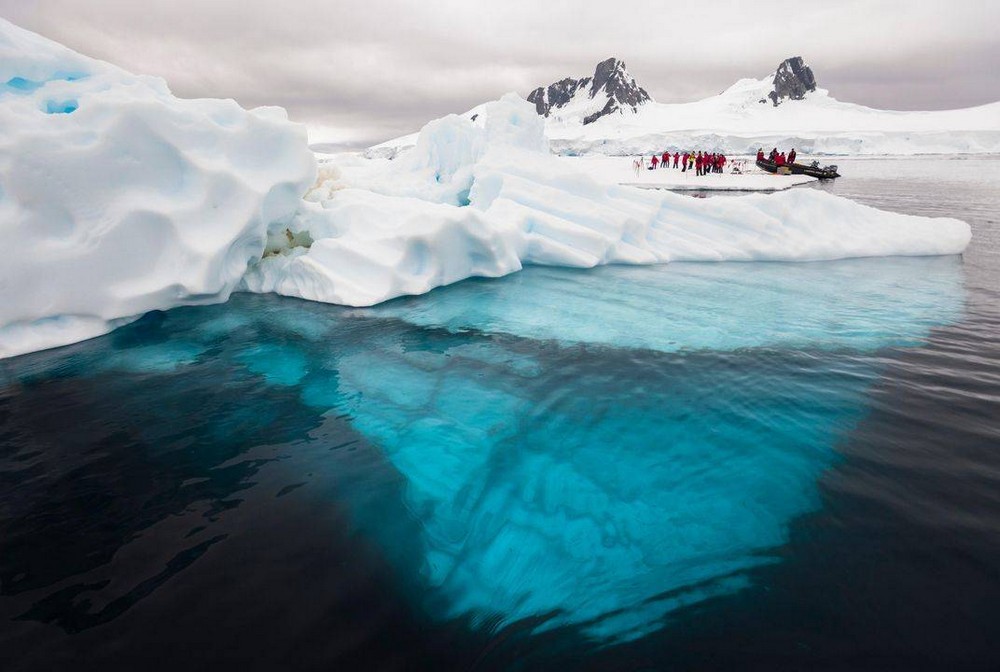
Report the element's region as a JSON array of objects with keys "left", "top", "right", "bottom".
[
  {"left": 366, "top": 64, "right": 1000, "bottom": 158},
  {"left": 248, "top": 94, "right": 971, "bottom": 308},
  {"left": 0, "top": 19, "right": 316, "bottom": 358},
  {"left": 547, "top": 74, "right": 1000, "bottom": 156}
]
